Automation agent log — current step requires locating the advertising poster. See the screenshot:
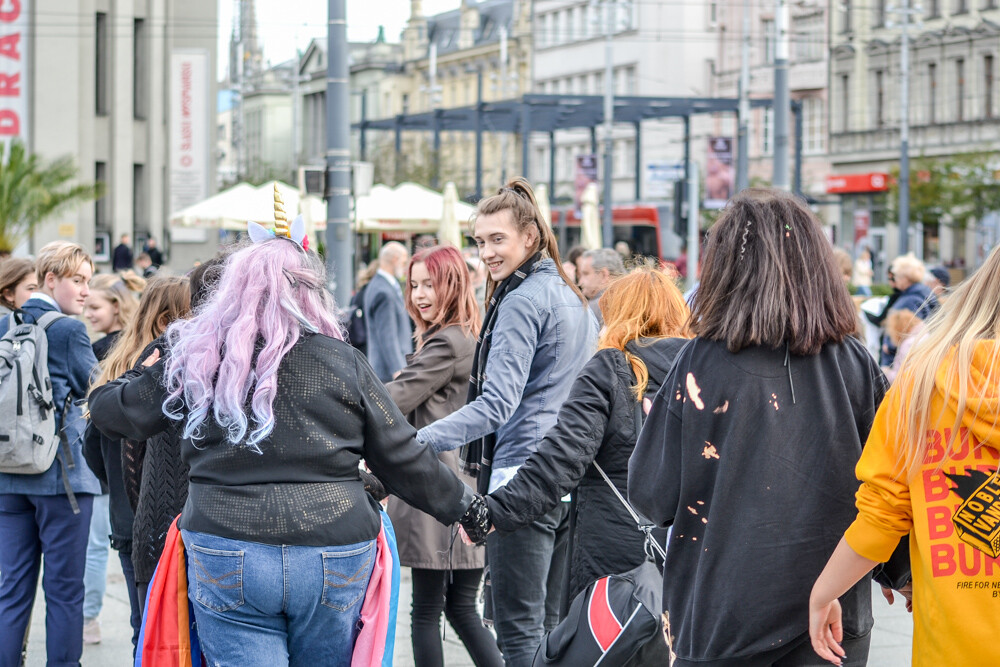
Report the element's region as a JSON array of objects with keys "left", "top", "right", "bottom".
[
  {"left": 0, "top": 0, "right": 29, "bottom": 150},
  {"left": 574, "top": 154, "right": 599, "bottom": 216},
  {"left": 704, "top": 136, "right": 734, "bottom": 209},
  {"left": 170, "top": 49, "right": 210, "bottom": 215}
]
